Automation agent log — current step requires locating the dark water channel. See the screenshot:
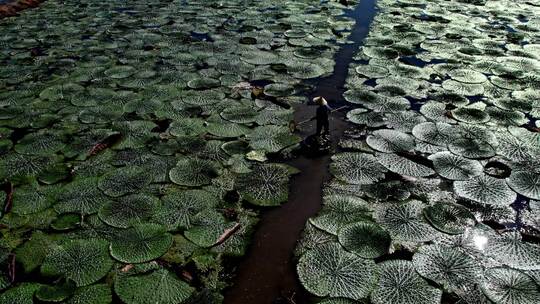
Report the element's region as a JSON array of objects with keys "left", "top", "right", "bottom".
[{"left": 223, "top": 1, "right": 378, "bottom": 303}]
